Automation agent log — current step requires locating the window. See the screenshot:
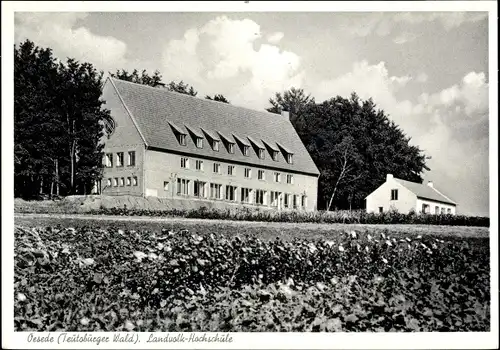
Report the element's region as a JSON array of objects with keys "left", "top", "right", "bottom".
[
  {"left": 177, "top": 178, "right": 190, "bottom": 196},
  {"left": 270, "top": 191, "right": 279, "bottom": 207},
  {"left": 422, "top": 204, "right": 429, "bottom": 214},
  {"left": 181, "top": 157, "right": 189, "bottom": 169},
  {"left": 107, "top": 178, "right": 112, "bottom": 187},
  {"left": 196, "top": 137, "right": 203, "bottom": 148},
  {"left": 293, "top": 195, "right": 299, "bottom": 209},
  {"left": 379, "top": 207, "right": 383, "bottom": 213},
  {"left": 271, "top": 151, "right": 279, "bottom": 161},
  {"left": 258, "top": 170, "right": 265, "bottom": 180},
  {"left": 194, "top": 181, "right": 206, "bottom": 198},
  {"left": 113, "top": 178, "right": 118, "bottom": 187},
  {"left": 255, "top": 190, "right": 266, "bottom": 205},
  {"left": 258, "top": 148, "right": 265, "bottom": 159},
  {"left": 195, "top": 160, "right": 204, "bottom": 171},
  {"left": 105, "top": 153, "right": 113, "bottom": 168},
  {"left": 163, "top": 181, "right": 169, "bottom": 191},
  {"left": 213, "top": 163, "right": 221, "bottom": 174},
  {"left": 120, "top": 177, "right": 125, "bottom": 187},
  {"left": 440, "top": 208, "right": 445, "bottom": 214},
  {"left": 391, "top": 189, "right": 398, "bottom": 201},
  {"left": 179, "top": 134, "right": 187, "bottom": 146},
  {"left": 210, "top": 183, "right": 222, "bottom": 199},
  {"left": 284, "top": 193, "right": 290, "bottom": 208},
  {"left": 116, "top": 153, "right": 124, "bottom": 167},
  {"left": 228, "top": 165, "right": 235, "bottom": 176},
  {"left": 244, "top": 168, "right": 251, "bottom": 178},
  {"left": 301, "top": 195, "right": 306, "bottom": 208},
  {"left": 225, "top": 185, "right": 237, "bottom": 201},
  {"left": 228, "top": 143, "right": 235, "bottom": 154},
  {"left": 435, "top": 206, "right": 439, "bottom": 214},
  {"left": 286, "top": 174, "right": 294, "bottom": 184},
  {"left": 241, "top": 188, "right": 251, "bottom": 203},
  {"left": 213, "top": 140, "right": 220, "bottom": 151},
  {"left": 126, "top": 177, "right": 131, "bottom": 186},
  {"left": 286, "top": 154, "right": 293, "bottom": 164},
  {"left": 132, "top": 176, "right": 138, "bottom": 186},
  {"left": 128, "top": 151, "right": 136, "bottom": 166},
  {"left": 243, "top": 145, "right": 250, "bottom": 156},
  {"left": 274, "top": 172, "right": 281, "bottom": 183},
  {"left": 447, "top": 208, "right": 451, "bottom": 214}
]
